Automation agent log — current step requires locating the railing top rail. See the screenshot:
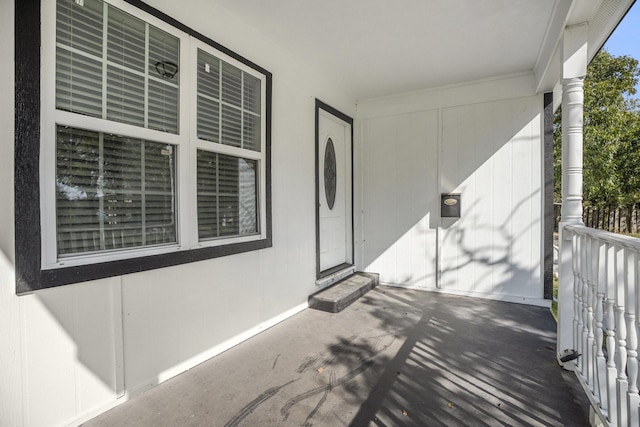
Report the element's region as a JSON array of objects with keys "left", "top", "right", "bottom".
[{"left": 564, "top": 224, "right": 640, "bottom": 251}]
